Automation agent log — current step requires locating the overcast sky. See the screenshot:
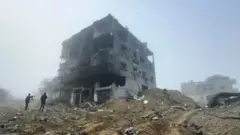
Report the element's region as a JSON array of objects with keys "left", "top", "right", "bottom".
[{"left": 0, "top": 0, "right": 239, "bottom": 98}]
